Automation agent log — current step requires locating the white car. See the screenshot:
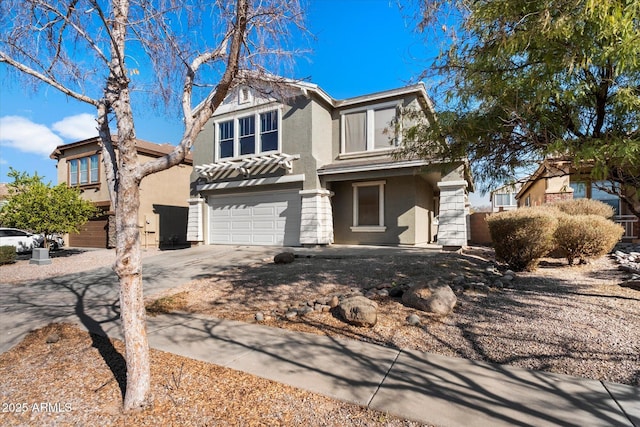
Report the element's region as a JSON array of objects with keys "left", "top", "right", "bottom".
[{"left": 0, "top": 228, "right": 41, "bottom": 253}]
